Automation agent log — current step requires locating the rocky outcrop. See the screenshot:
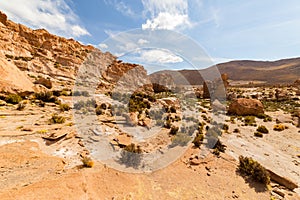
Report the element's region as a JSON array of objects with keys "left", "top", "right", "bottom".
[
  {"left": 103, "top": 60, "right": 153, "bottom": 94},
  {"left": 267, "top": 169, "right": 298, "bottom": 190},
  {"left": 228, "top": 98, "right": 264, "bottom": 116},
  {"left": 0, "top": 11, "right": 95, "bottom": 92},
  {"left": 0, "top": 57, "right": 34, "bottom": 93},
  {"left": 34, "top": 78, "right": 52, "bottom": 89},
  {"left": 0, "top": 11, "right": 7, "bottom": 25},
  {"left": 149, "top": 73, "right": 175, "bottom": 93}
]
